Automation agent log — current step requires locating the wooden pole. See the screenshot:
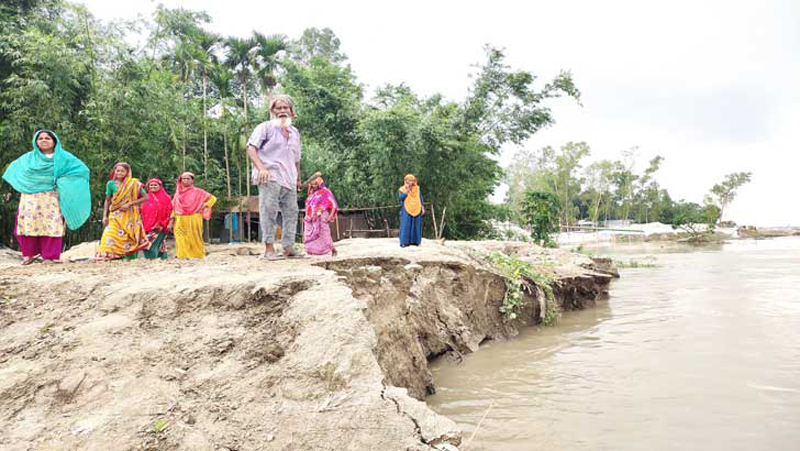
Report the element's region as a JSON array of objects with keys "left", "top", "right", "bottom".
[
  {"left": 430, "top": 203, "right": 439, "bottom": 241},
  {"left": 438, "top": 206, "right": 447, "bottom": 240}
]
